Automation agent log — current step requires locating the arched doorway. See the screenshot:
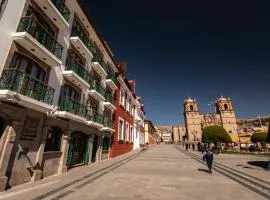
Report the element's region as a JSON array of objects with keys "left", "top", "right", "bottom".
[
  {"left": 66, "top": 132, "right": 90, "bottom": 168},
  {"left": 91, "top": 135, "right": 98, "bottom": 163},
  {"left": 0, "top": 116, "right": 6, "bottom": 138}
]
